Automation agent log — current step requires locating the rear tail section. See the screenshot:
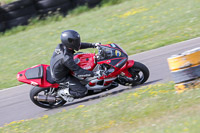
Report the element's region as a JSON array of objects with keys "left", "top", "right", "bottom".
[
  {"left": 17, "top": 64, "right": 44, "bottom": 86},
  {"left": 17, "top": 64, "right": 59, "bottom": 88}
]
